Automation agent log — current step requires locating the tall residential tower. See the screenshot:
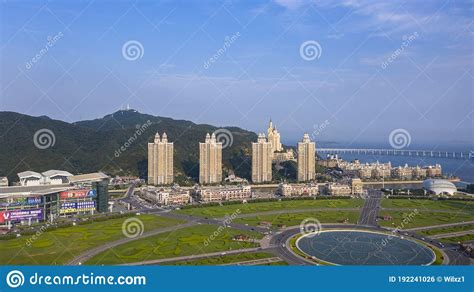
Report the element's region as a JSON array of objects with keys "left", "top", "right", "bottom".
[
  {"left": 267, "top": 120, "right": 282, "bottom": 153},
  {"left": 252, "top": 134, "right": 273, "bottom": 183},
  {"left": 199, "top": 133, "right": 223, "bottom": 184},
  {"left": 297, "top": 133, "right": 316, "bottom": 182},
  {"left": 148, "top": 132, "right": 174, "bottom": 185}
]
